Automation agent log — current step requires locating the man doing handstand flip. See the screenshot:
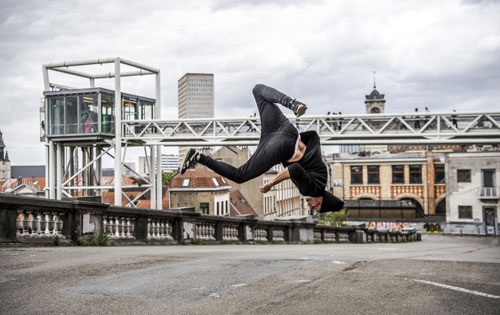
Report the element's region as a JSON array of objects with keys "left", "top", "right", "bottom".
[{"left": 181, "top": 84, "right": 344, "bottom": 213}]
